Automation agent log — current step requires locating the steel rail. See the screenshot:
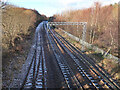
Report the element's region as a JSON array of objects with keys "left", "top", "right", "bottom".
[
  {"left": 20, "top": 55, "right": 35, "bottom": 89},
  {"left": 21, "top": 22, "right": 47, "bottom": 89},
  {"left": 33, "top": 27, "right": 44, "bottom": 88},
  {"left": 35, "top": 49, "right": 43, "bottom": 88},
  {"left": 45, "top": 22, "right": 83, "bottom": 88},
  {"left": 55, "top": 30, "right": 120, "bottom": 89},
  {"left": 21, "top": 21, "right": 119, "bottom": 89},
  {"left": 41, "top": 34, "right": 47, "bottom": 88},
  {"left": 49, "top": 29, "right": 101, "bottom": 89},
  {"left": 55, "top": 31, "right": 109, "bottom": 88},
  {"left": 45, "top": 25, "right": 71, "bottom": 88},
  {"left": 57, "top": 31, "right": 119, "bottom": 89},
  {"left": 49, "top": 32, "right": 84, "bottom": 89},
  {"left": 44, "top": 22, "right": 71, "bottom": 88},
  {"left": 20, "top": 32, "right": 38, "bottom": 89},
  {"left": 35, "top": 23, "right": 48, "bottom": 88},
  {"left": 54, "top": 31, "right": 111, "bottom": 87},
  {"left": 35, "top": 31, "right": 43, "bottom": 88}
]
